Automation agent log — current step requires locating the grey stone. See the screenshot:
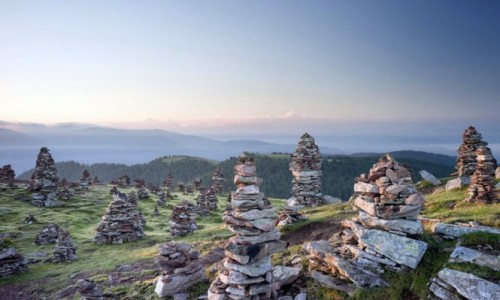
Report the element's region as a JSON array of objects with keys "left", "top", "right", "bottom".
[
  {"left": 445, "top": 178, "right": 464, "bottom": 191},
  {"left": 273, "top": 265, "right": 301, "bottom": 287},
  {"left": 223, "top": 256, "right": 272, "bottom": 277},
  {"left": 294, "top": 293, "right": 306, "bottom": 300},
  {"left": 155, "top": 268, "right": 205, "bottom": 297},
  {"left": 375, "top": 203, "right": 422, "bottom": 219},
  {"left": 433, "top": 223, "right": 500, "bottom": 237},
  {"left": 405, "top": 193, "right": 425, "bottom": 206},
  {"left": 354, "top": 196, "right": 377, "bottom": 216},
  {"left": 419, "top": 170, "right": 441, "bottom": 185},
  {"left": 429, "top": 279, "right": 461, "bottom": 300},
  {"left": 323, "top": 195, "right": 342, "bottom": 205},
  {"left": 233, "top": 228, "right": 281, "bottom": 245},
  {"left": 359, "top": 229, "right": 428, "bottom": 269},
  {"left": 232, "top": 208, "right": 276, "bottom": 220},
  {"left": 358, "top": 211, "right": 423, "bottom": 235},
  {"left": 449, "top": 246, "right": 500, "bottom": 271},
  {"left": 310, "top": 271, "right": 356, "bottom": 296},
  {"left": 354, "top": 182, "right": 378, "bottom": 194},
  {"left": 437, "top": 268, "right": 500, "bottom": 300}
]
